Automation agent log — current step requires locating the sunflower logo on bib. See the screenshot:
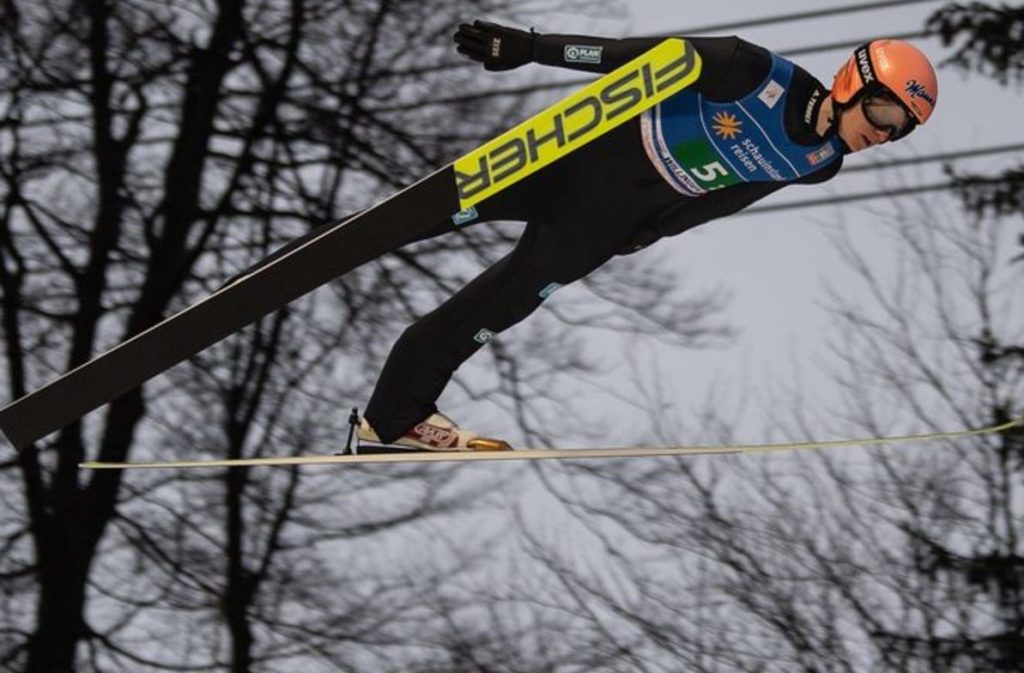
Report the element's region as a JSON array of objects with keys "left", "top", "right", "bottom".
[{"left": 712, "top": 111, "right": 743, "bottom": 140}]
